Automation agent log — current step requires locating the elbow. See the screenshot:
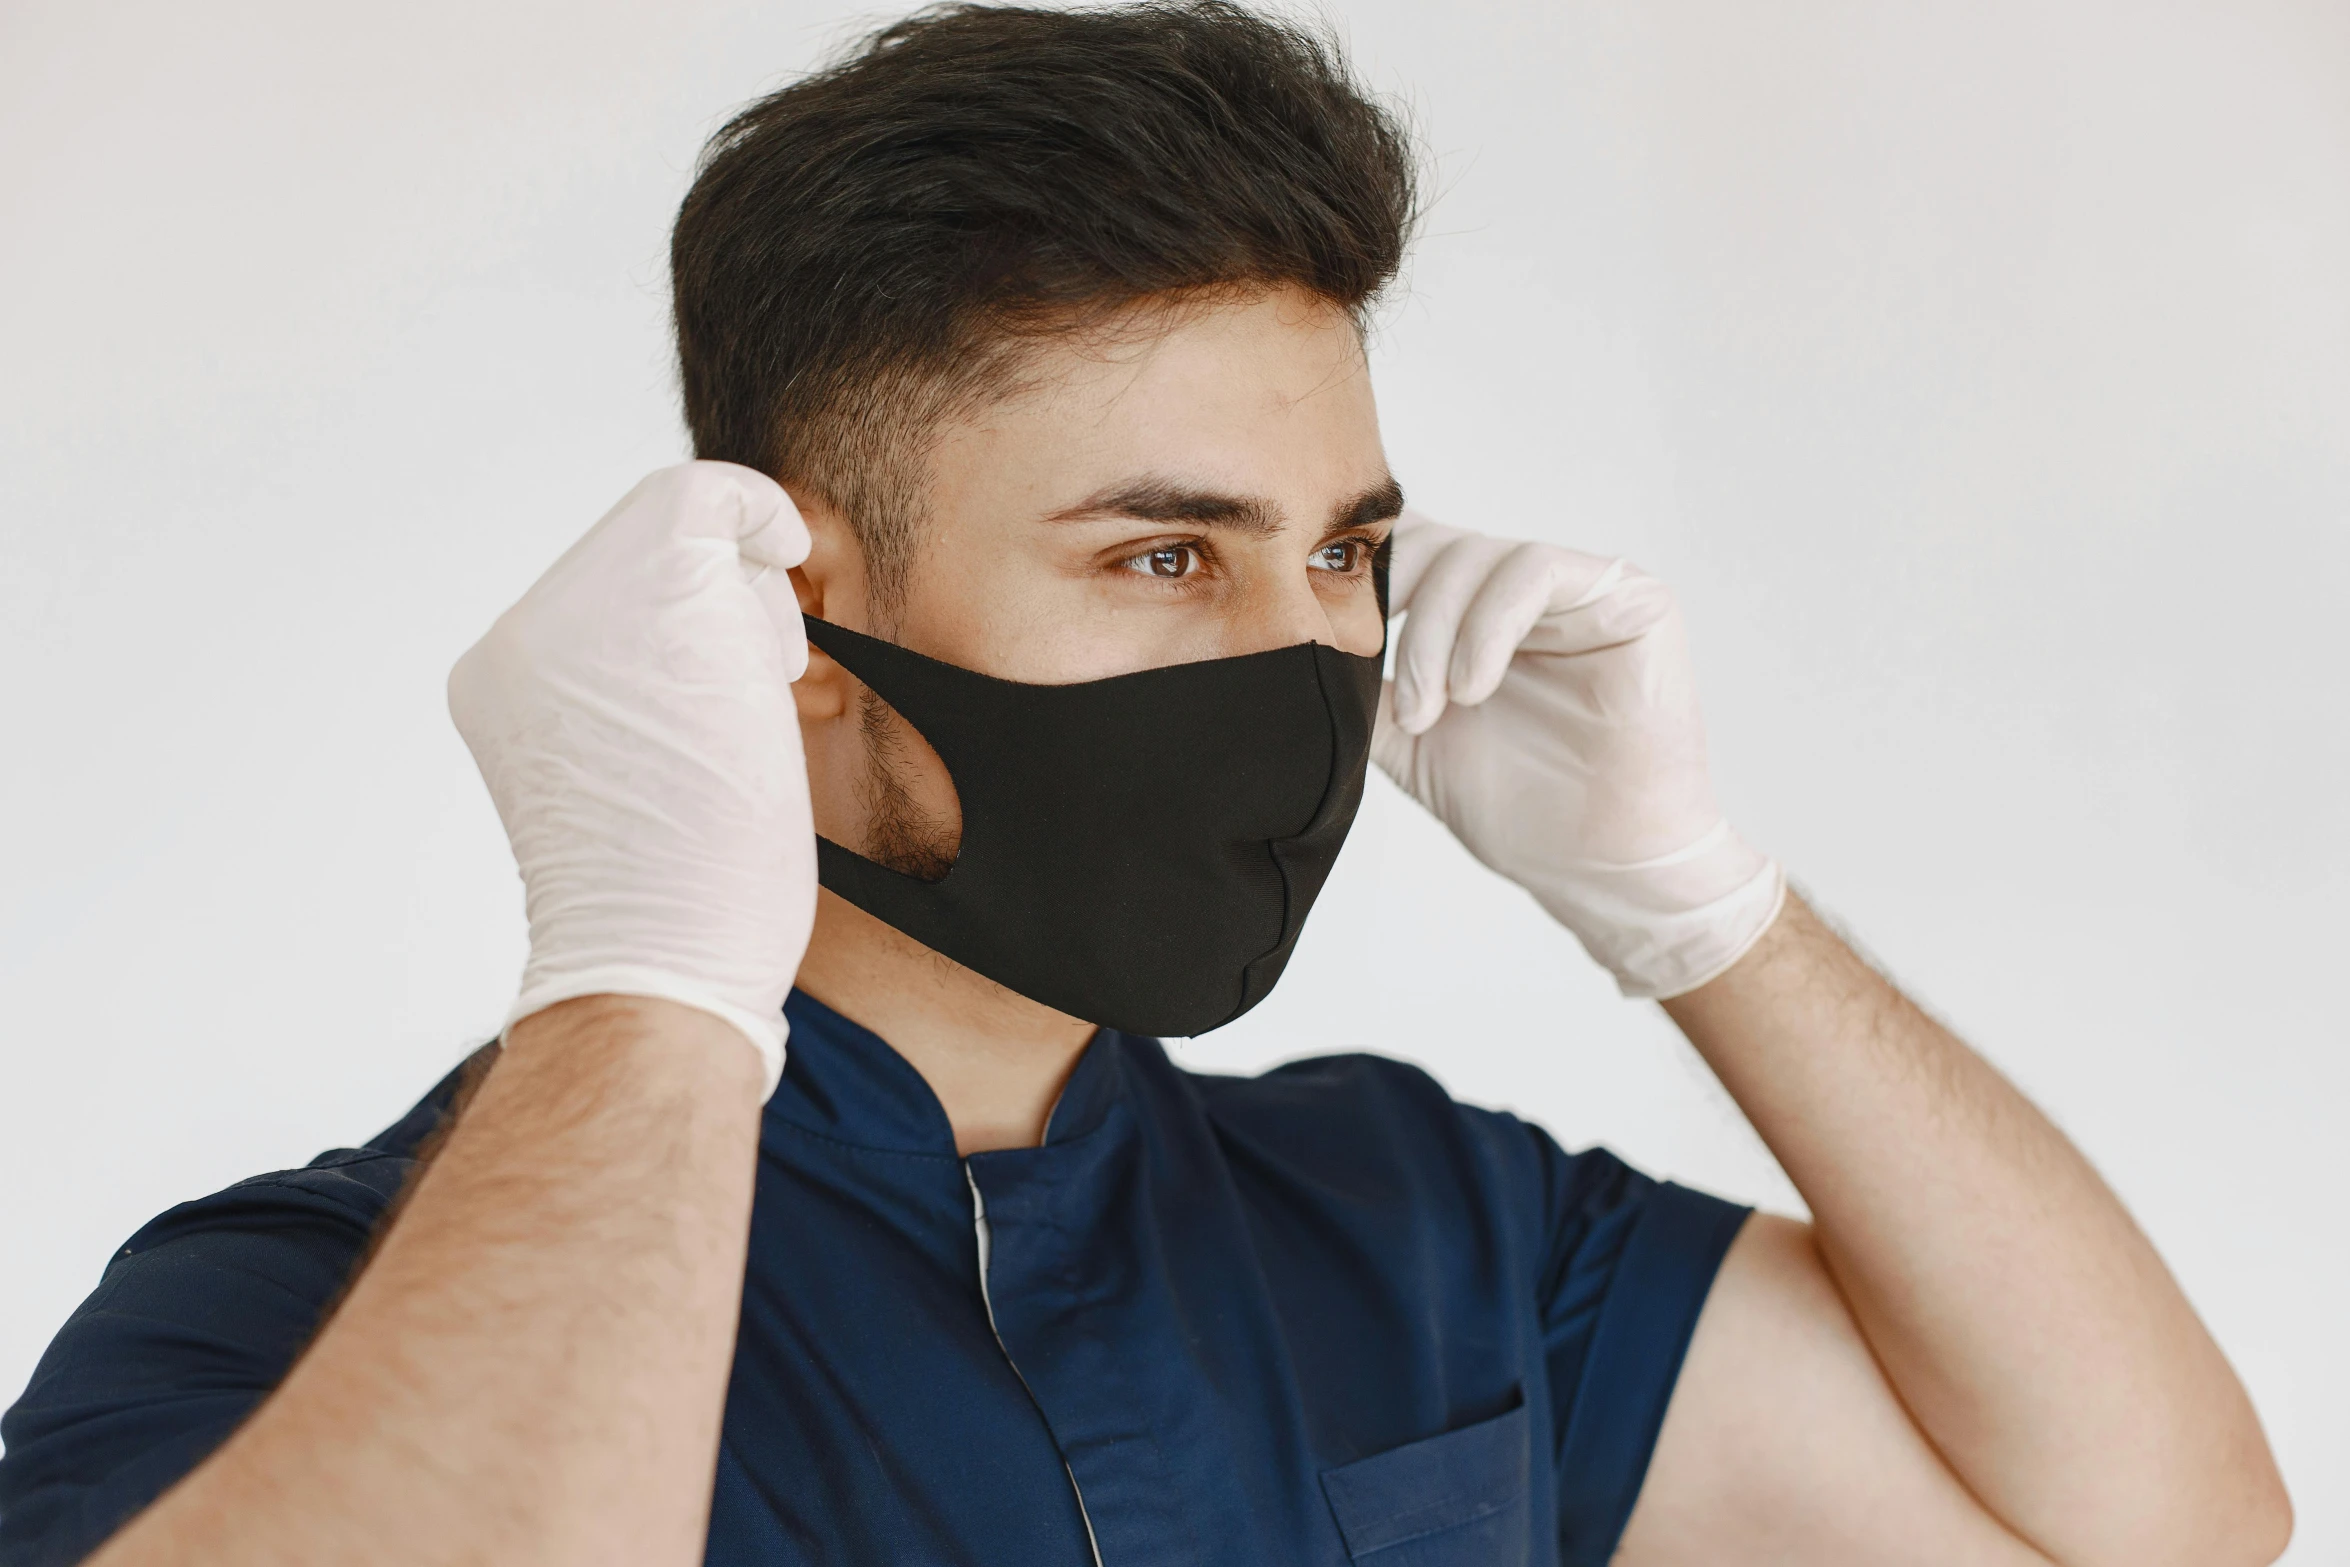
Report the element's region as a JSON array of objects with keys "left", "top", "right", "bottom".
[
  {"left": 2202, "top": 1400, "right": 2295, "bottom": 1567},
  {"left": 2071, "top": 1407, "right": 2293, "bottom": 1567},
  {"left": 2135, "top": 1343, "right": 2296, "bottom": 1567},
  {"left": 2193, "top": 1495, "right": 2293, "bottom": 1567},
  {"left": 2220, "top": 1467, "right": 2294, "bottom": 1567},
  {"left": 2135, "top": 1438, "right": 2294, "bottom": 1567}
]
